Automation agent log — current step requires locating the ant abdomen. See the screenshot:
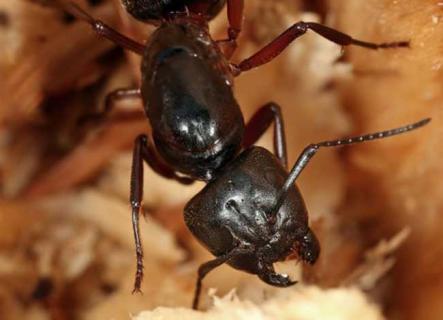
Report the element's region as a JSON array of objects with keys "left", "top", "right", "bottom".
[{"left": 122, "top": 0, "right": 226, "bottom": 22}]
